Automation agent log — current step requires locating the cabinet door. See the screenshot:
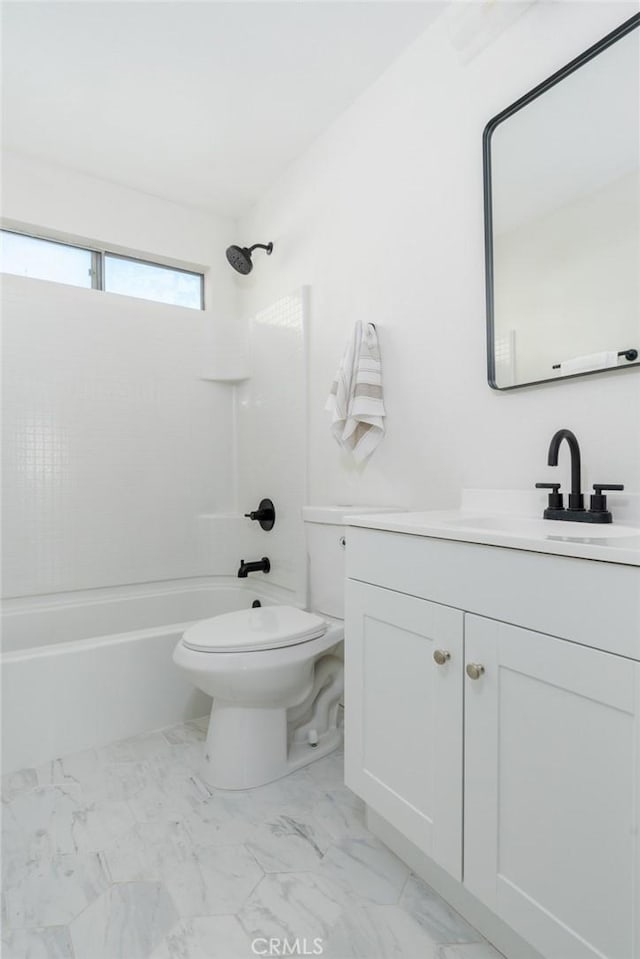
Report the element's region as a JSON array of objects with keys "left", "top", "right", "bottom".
[
  {"left": 345, "top": 579, "right": 464, "bottom": 879},
  {"left": 465, "top": 614, "right": 640, "bottom": 959}
]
